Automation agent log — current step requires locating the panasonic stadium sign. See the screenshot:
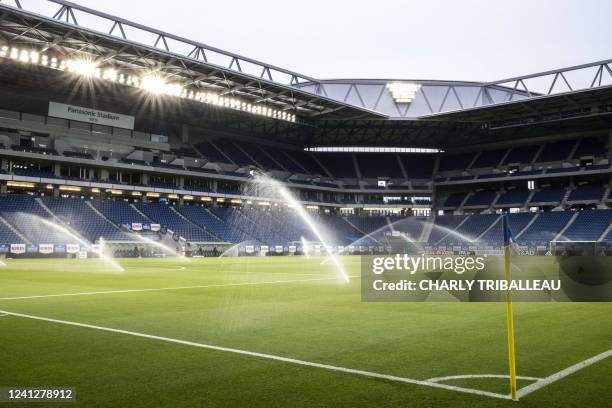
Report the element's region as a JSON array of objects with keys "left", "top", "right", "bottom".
[{"left": 48, "top": 102, "right": 135, "bottom": 130}]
